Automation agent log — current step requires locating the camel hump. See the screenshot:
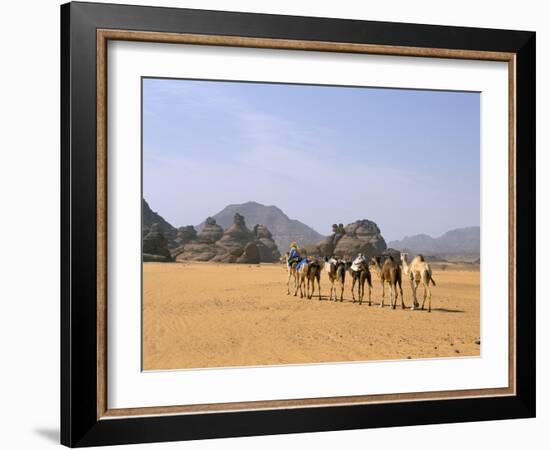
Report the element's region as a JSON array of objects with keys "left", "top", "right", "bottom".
[{"left": 417, "top": 254, "right": 425, "bottom": 262}]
